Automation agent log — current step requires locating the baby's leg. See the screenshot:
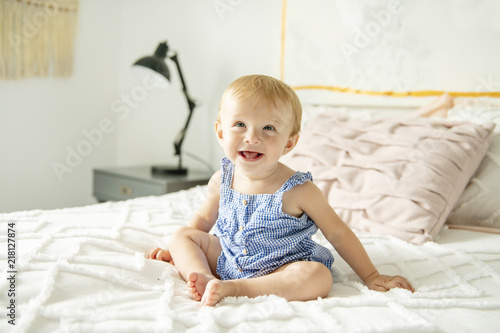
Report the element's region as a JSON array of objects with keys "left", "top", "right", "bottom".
[
  {"left": 201, "top": 261, "right": 332, "bottom": 306},
  {"left": 169, "top": 227, "right": 222, "bottom": 301}
]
